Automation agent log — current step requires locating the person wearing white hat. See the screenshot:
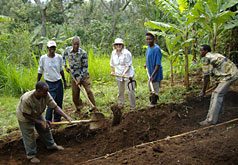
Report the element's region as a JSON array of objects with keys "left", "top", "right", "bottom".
[
  {"left": 110, "top": 38, "right": 136, "bottom": 110},
  {"left": 37, "top": 40, "right": 67, "bottom": 122}
]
